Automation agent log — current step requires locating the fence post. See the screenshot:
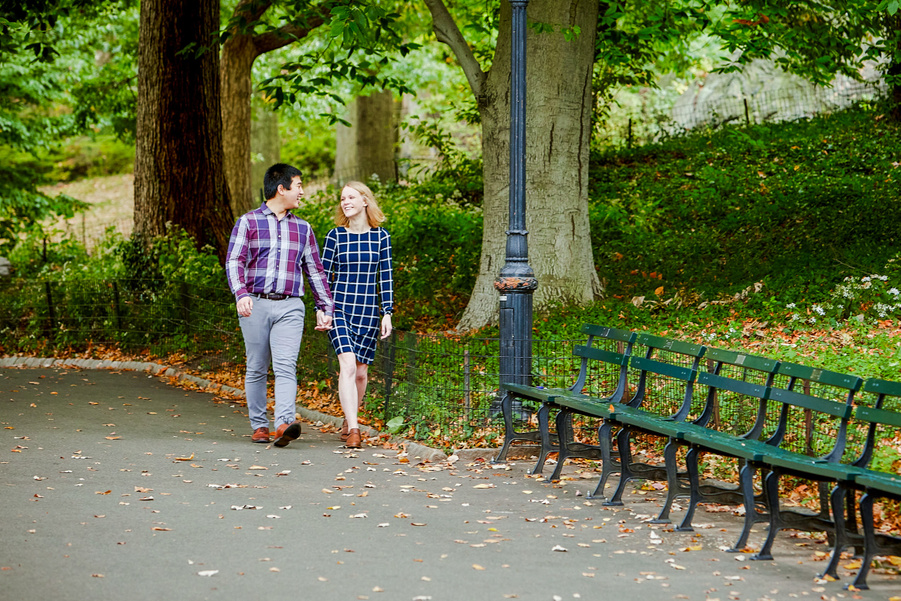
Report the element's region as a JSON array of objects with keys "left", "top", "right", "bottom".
[
  {"left": 44, "top": 281, "right": 56, "bottom": 337},
  {"left": 179, "top": 281, "right": 191, "bottom": 334},
  {"left": 382, "top": 329, "right": 398, "bottom": 422},
  {"left": 112, "top": 281, "right": 123, "bottom": 333},
  {"left": 463, "top": 348, "right": 471, "bottom": 421}
]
